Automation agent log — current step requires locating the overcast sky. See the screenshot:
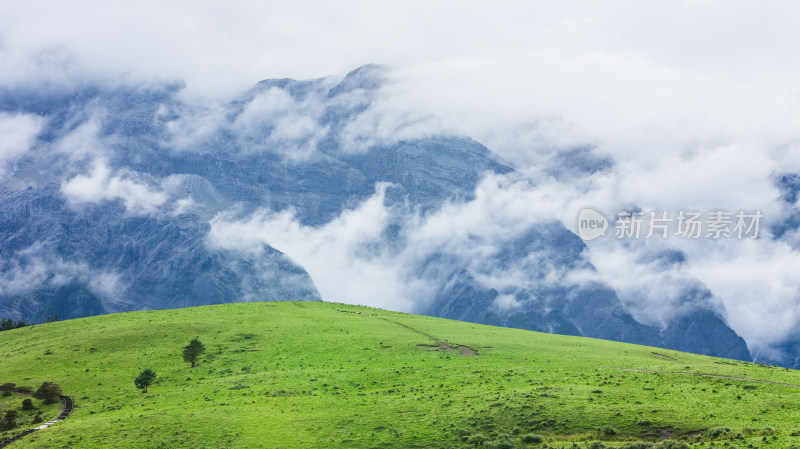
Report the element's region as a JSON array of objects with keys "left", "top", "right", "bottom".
[
  {"left": 3, "top": 1, "right": 800, "bottom": 357},
  {"left": 3, "top": 1, "right": 799, "bottom": 167},
  {"left": 2, "top": 2, "right": 799, "bottom": 92}
]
